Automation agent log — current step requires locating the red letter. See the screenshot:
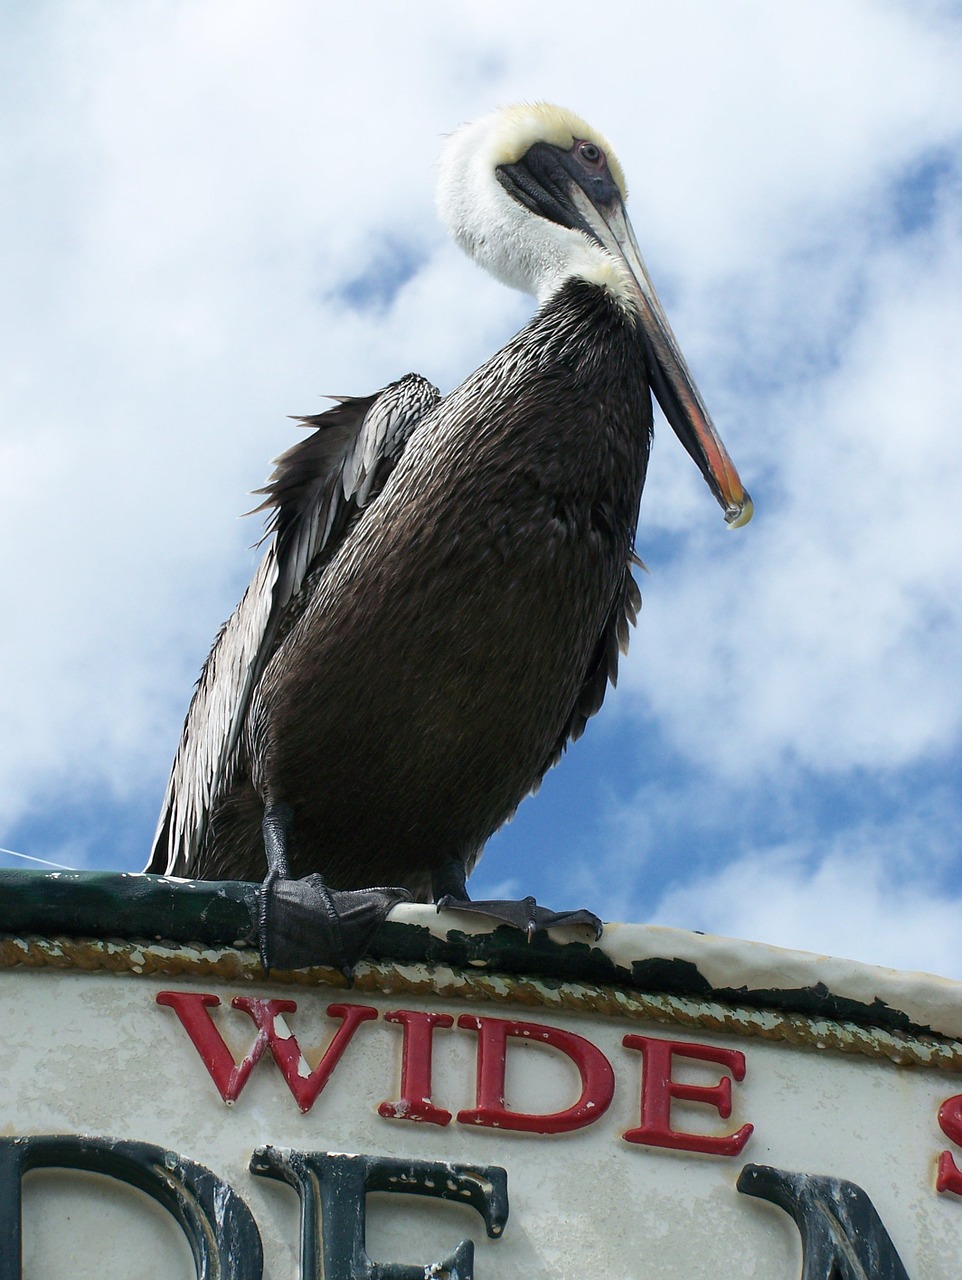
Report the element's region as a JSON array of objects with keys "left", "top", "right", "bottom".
[
  {"left": 157, "top": 991, "right": 278, "bottom": 1103},
  {"left": 937, "top": 1094, "right": 962, "bottom": 1195},
  {"left": 622, "top": 1034, "right": 753, "bottom": 1155},
  {"left": 379, "top": 1010, "right": 454, "bottom": 1125},
  {"left": 157, "top": 991, "right": 376, "bottom": 1111},
  {"left": 456, "top": 1014, "right": 614, "bottom": 1133},
  {"left": 235, "top": 998, "right": 377, "bottom": 1112}
]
